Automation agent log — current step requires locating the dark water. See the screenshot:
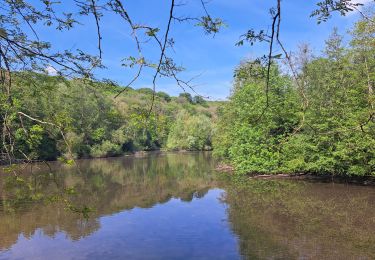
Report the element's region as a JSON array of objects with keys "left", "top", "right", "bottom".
[{"left": 0, "top": 152, "right": 374, "bottom": 259}]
